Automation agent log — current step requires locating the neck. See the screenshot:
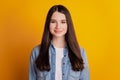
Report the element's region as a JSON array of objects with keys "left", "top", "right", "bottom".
[{"left": 52, "top": 37, "right": 66, "bottom": 48}]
